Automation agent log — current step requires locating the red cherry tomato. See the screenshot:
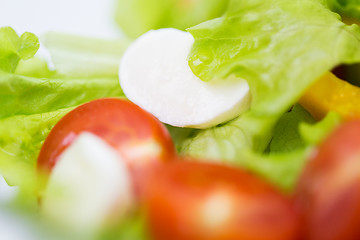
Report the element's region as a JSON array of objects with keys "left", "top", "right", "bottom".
[
  {"left": 296, "top": 119, "right": 360, "bottom": 240},
  {"left": 145, "top": 161, "right": 299, "bottom": 240},
  {"left": 37, "top": 98, "right": 176, "bottom": 197}
]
